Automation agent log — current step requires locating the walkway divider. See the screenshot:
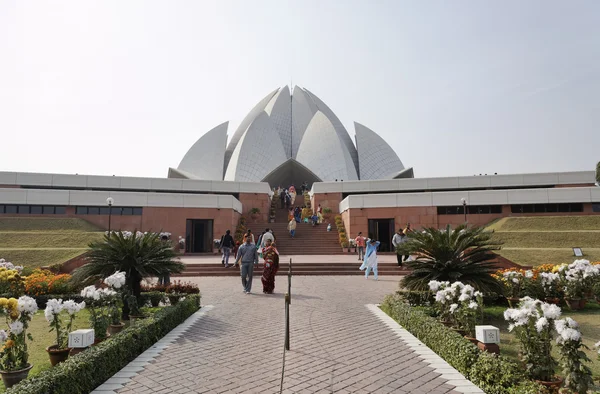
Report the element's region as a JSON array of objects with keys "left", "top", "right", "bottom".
[{"left": 280, "top": 258, "right": 292, "bottom": 393}]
